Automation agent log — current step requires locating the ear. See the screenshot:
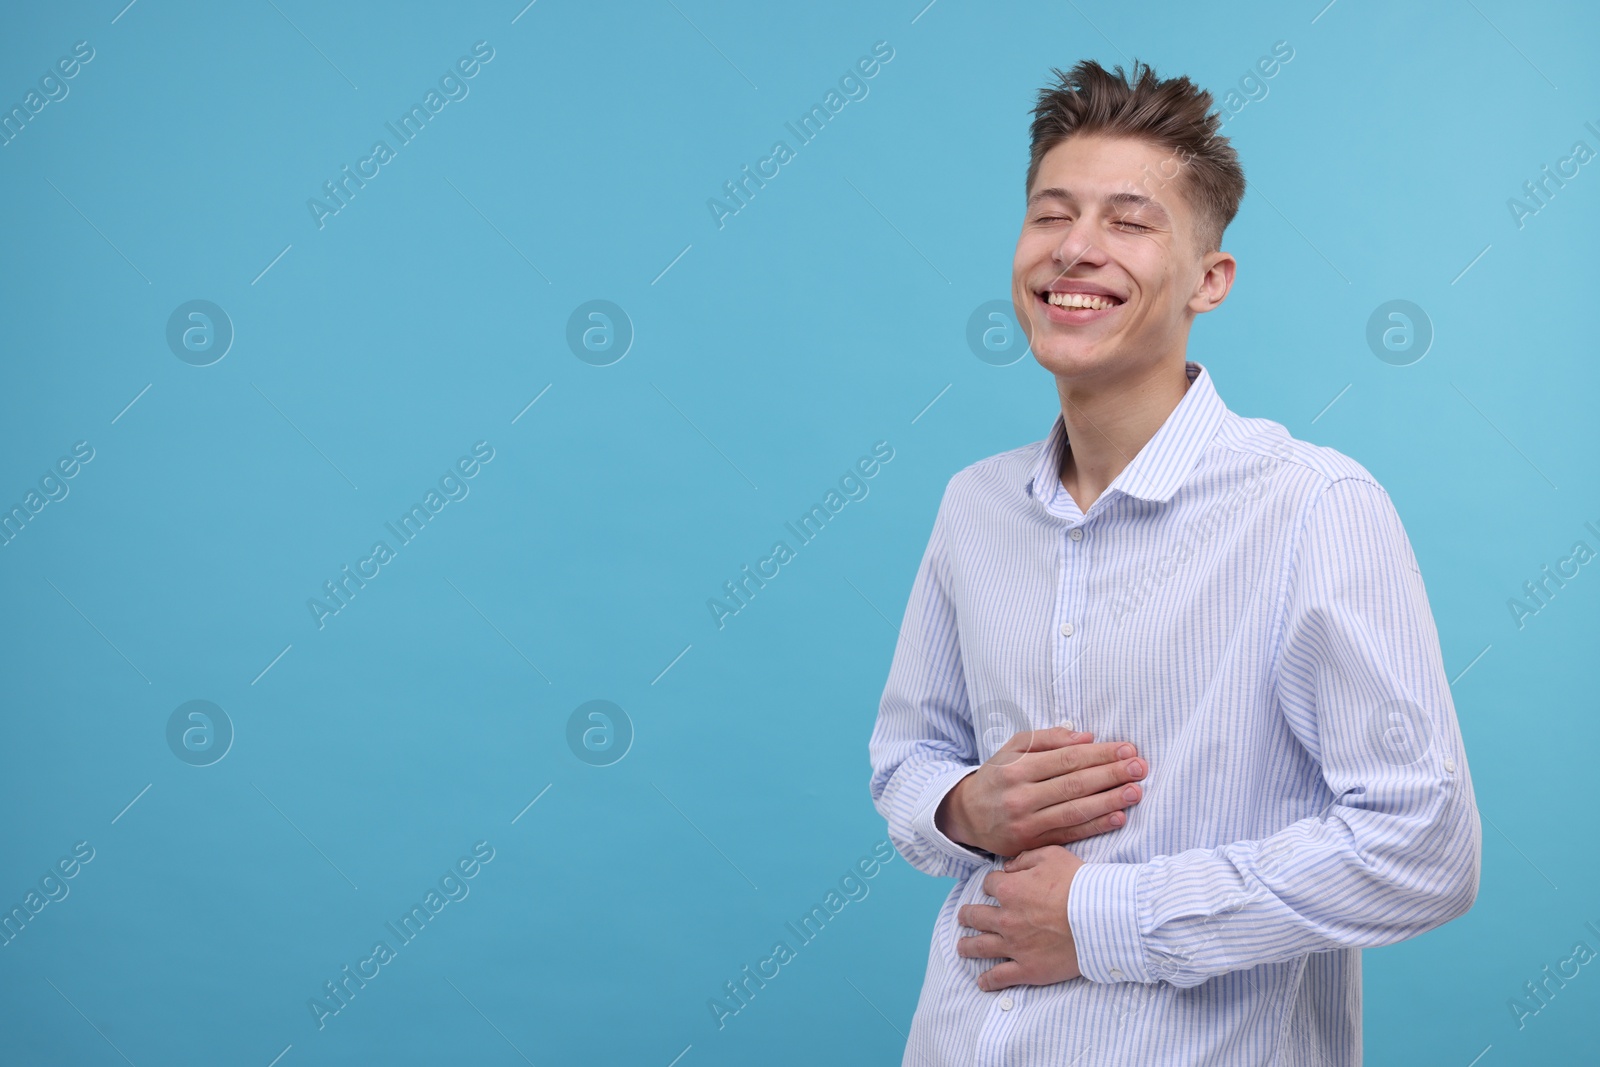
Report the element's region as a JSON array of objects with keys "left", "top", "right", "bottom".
[{"left": 1190, "top": 249, "right": 1236, "bottom": 314}]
